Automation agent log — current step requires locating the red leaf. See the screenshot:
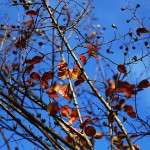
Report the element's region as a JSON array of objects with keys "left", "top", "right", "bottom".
[
  {"left": 117, "top": 65, "right": 127, "bottom": 74},
  {"left": 127, "top": 111, "right": 136, "bottom": 118},
  {"left": 136, "top": 27, "right": 149, "bottom": 36},
  {"left": 80, "top": 119, "right": 91, "bottom": 129},
  {"left": 30, "top": 72, "right": 40, "bottom": 80},
  {"left": 47, "top": 102, "right": 59, "bottom": 116},
  {"left": 42, "top": 71, "right": 54, "bottom": 81},
  {"left": 137, "top": 79, "right": 149, "bottom": 88},
  {"left": 26, "top": 10, "right": 38, "bottom": 16},
  {"left": 57, "top": 61, "right": 68, "bottom": 71},
  {"left": 124, "top": 105, "right": 134, "bottom": 113},
  {"left": 79, "top": 54, "right": 87, "bottom": 65},
  {"left": 85, "top": 126, "right": 96, "bottom": 136},
  {"left": 74, "top": 79, "right": 84, "bottom": 86},
  {"left": 26, "top": 56, "right": 43, "bottom": 65},
  {"left": 130, "top": 133, "right": 137, "bottom": 139},
  {"left": 24, "top": 19, "right": 34, "bottom": 25}
]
